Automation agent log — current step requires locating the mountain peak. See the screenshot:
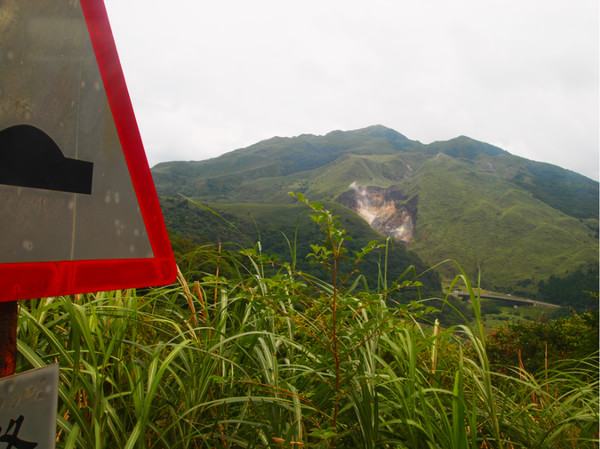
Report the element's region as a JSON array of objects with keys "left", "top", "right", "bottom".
[
  {"left": 353, "top": 125, "right": 410, "bottom": 141},
  {"left": 426, "top": 135, "right": 508, "bottom": 159}
]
